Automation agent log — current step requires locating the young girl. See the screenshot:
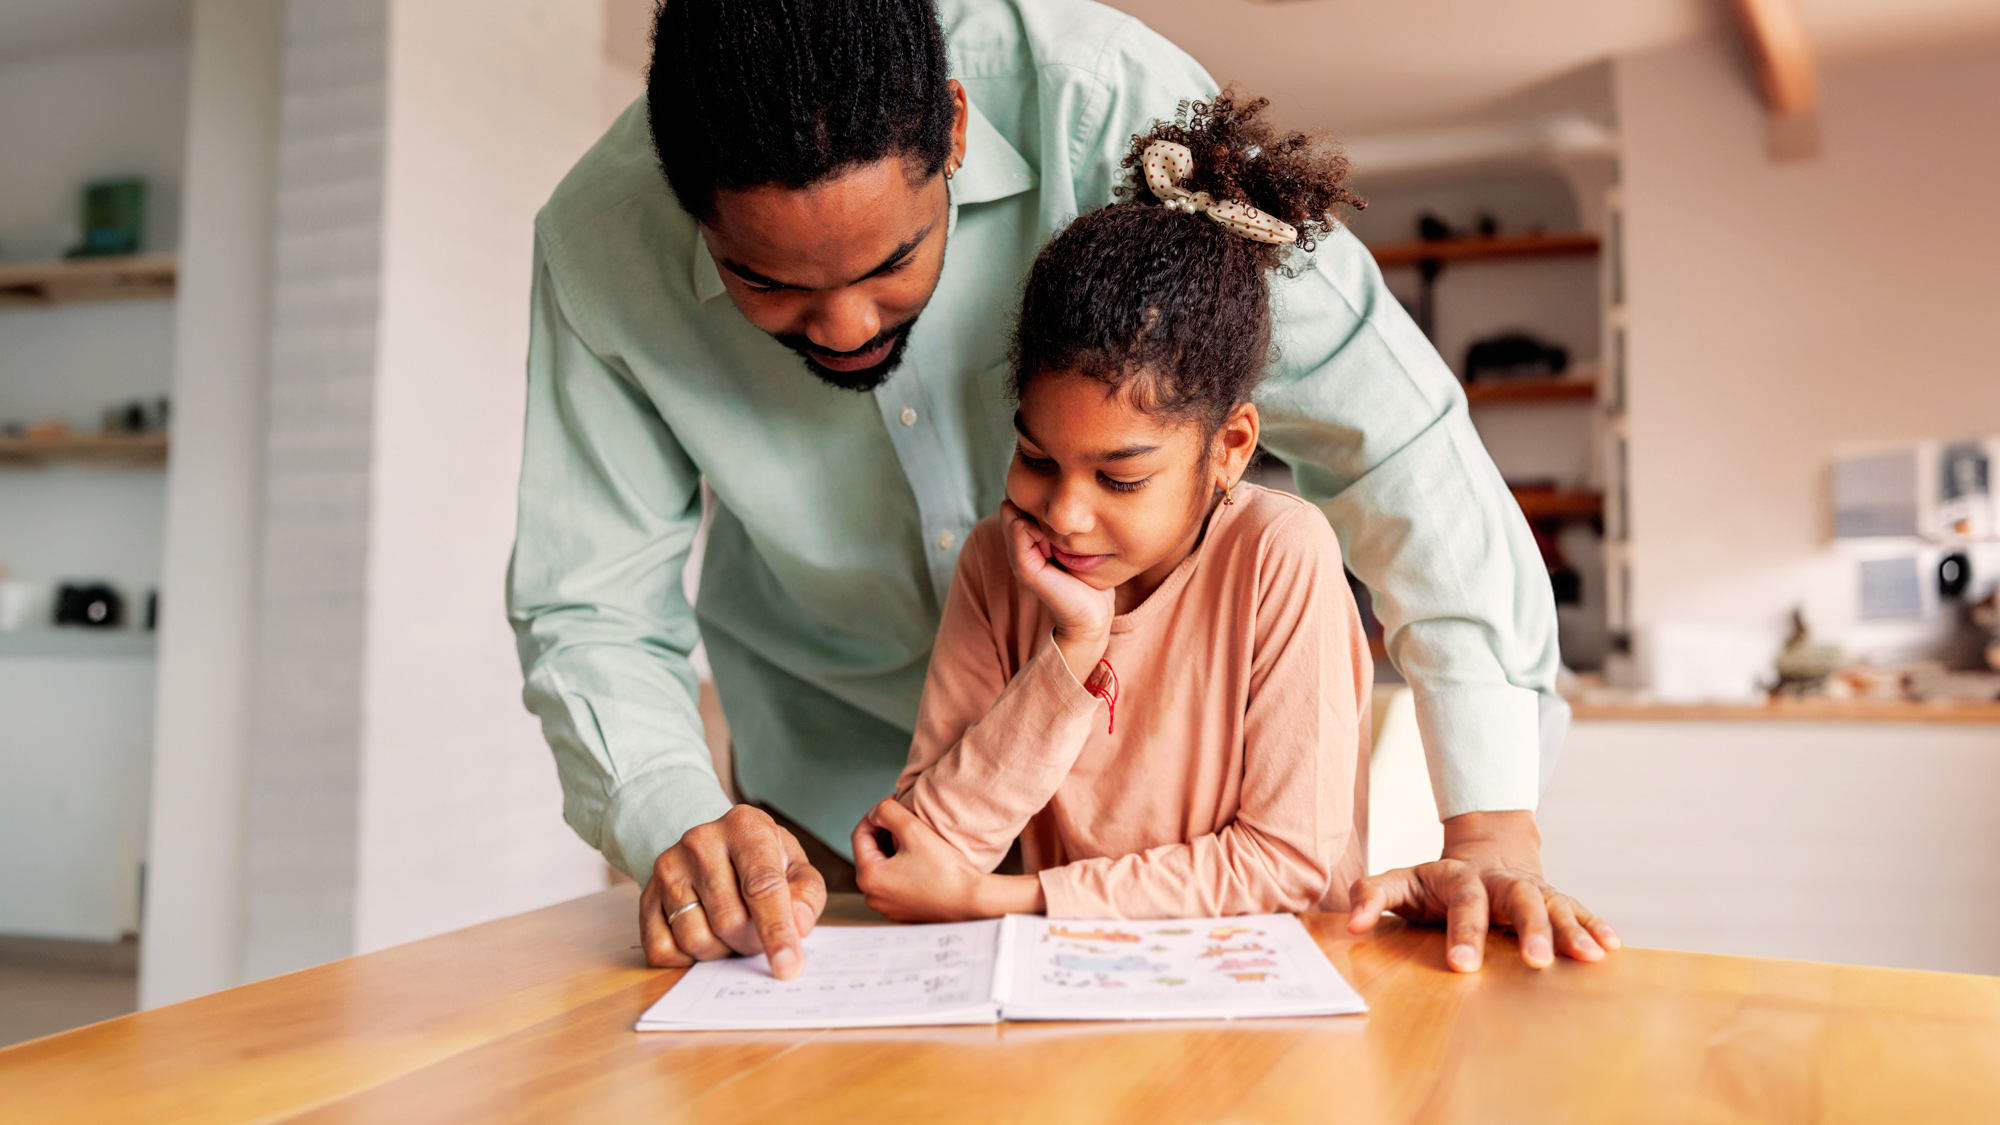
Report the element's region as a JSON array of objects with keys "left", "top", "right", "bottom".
[{"left": 852, "top": 92, "right": 1371, "bottom": 920}]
